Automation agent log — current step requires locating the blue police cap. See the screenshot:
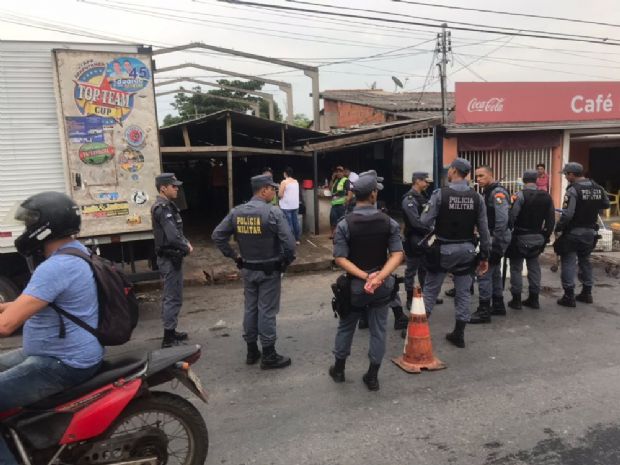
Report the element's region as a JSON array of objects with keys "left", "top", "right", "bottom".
[
  {"left": 449, "top": 158, "right": 471, "bottom": 174},
  {"left": 352, "top": 170, "right": 384, "bottom": 196},
  {"left": 155, "top": 173, "right": 183, "bottom": 187},
  {"left": 412, "top": 171, "right": 432, "bottom": 182},
  {"left": 522, "top": 170, "right": 538, "bottom": 183},
  {"left": 561, "top": 162, "right": 584, "bottom": 175},
  {"left": 251, "top": 174, "right": 279, "bottom": 191}
]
